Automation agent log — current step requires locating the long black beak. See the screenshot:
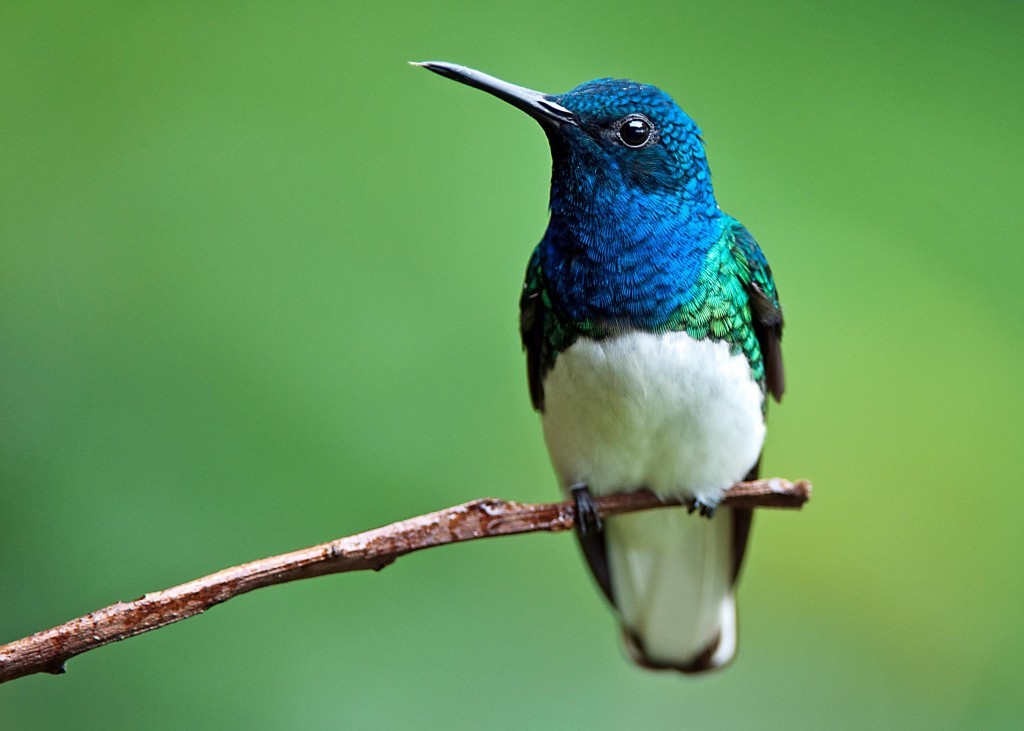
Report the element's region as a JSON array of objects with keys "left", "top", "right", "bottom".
[{"left": 413, "top": 61, "right": 576, "bottom": 127}]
